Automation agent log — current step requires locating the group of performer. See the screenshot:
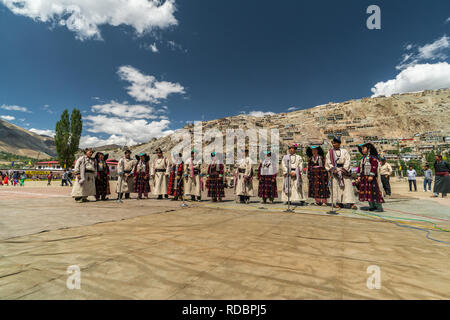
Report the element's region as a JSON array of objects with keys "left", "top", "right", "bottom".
[{"left": 71, "top": 136, "right": 395, "bottom": 212}]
